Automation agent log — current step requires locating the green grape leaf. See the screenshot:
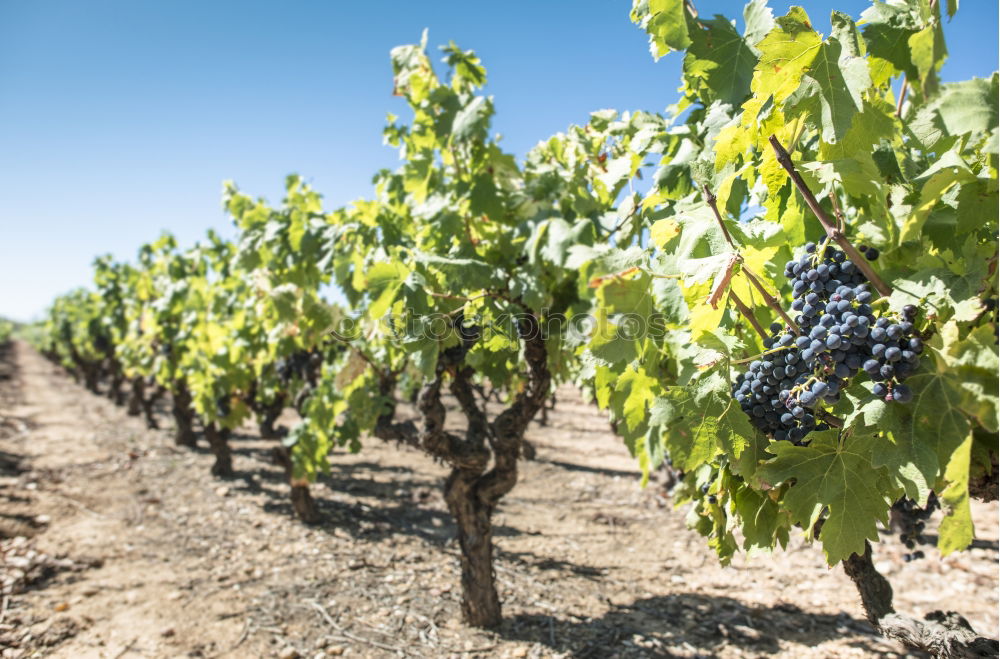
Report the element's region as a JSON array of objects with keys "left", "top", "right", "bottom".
[
  {"left": 901, "top": 150, "right": 976, "bottom": 244},
  {"left": 758, "top": 433, "right": 889, "bottom": 565},
  {"left": 742, "top": 0, "right": 775, "bottom": 47},
  {"left": 751, "top": 7, "right": 822, "bottom": 104},
  {"left": 934, "top": 75, "right": 999, "bottom": 140},
  {"left": 616, "top": 364, "right": 659, "bottom": 432},
  {"left": 731, "top": 483, "right": 785, "bottom": 551},
  {"left": 631, "top": 0, "right": 691, "bottom": 59},
  {"left": 937, "top": 432, "right": 974, "bottom": 555},
  {"left": 859, "top": 1, "right": 921, "bottom": 82},
  {"left": 452, "top": 95, "right": 493, "bottom": 141},
  {"left": 784, "top": 37, "right": 870, "bottom": 143},
  {"left": 866, "top": 398, "right": 937, "bottom": 504},
  {"left": 683, "top": 15, "right": 757, "bottom": 106},
  {"left": 651, "top": 371, "right": 752, "bottom": 472},
  {"left": 937, "top": 322, "right": 1000, "bottom": 434},
  {"left": 365, "top": 262, "right": 409, "bottom": 320},
  {"left": 908, "top": 19, "right": 947, "bottom": 90}
]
